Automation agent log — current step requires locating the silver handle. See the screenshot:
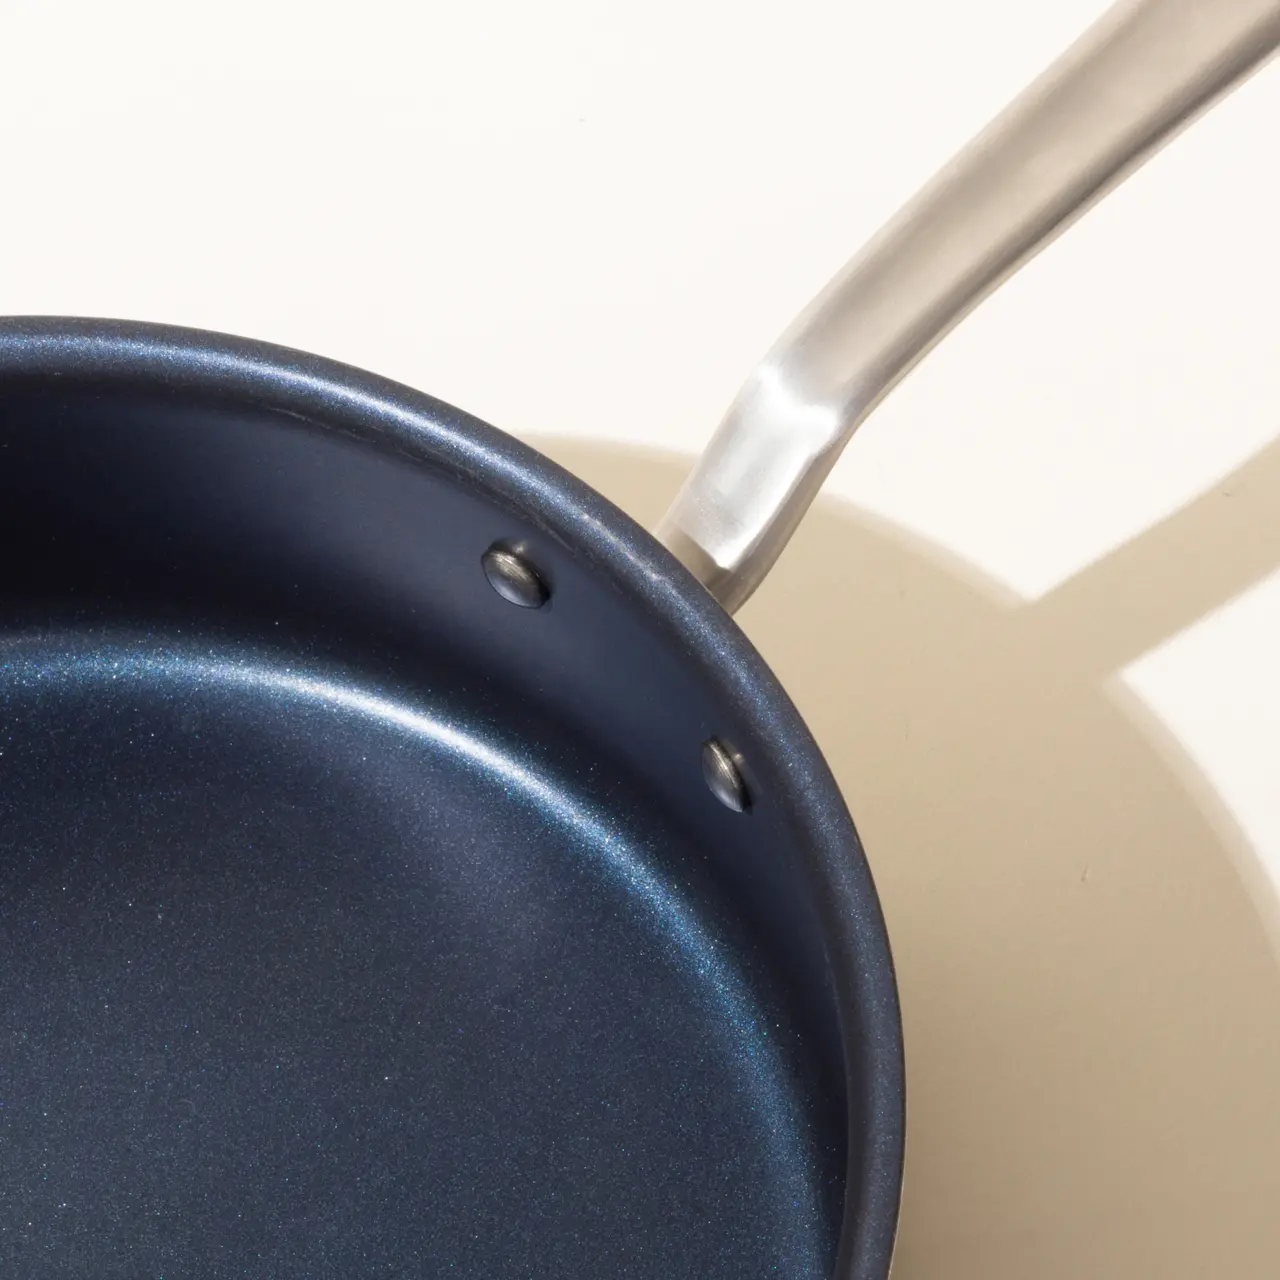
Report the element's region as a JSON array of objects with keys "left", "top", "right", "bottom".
[{"left": 656, "top": 0, "right": 1280, "bottom": 613}]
